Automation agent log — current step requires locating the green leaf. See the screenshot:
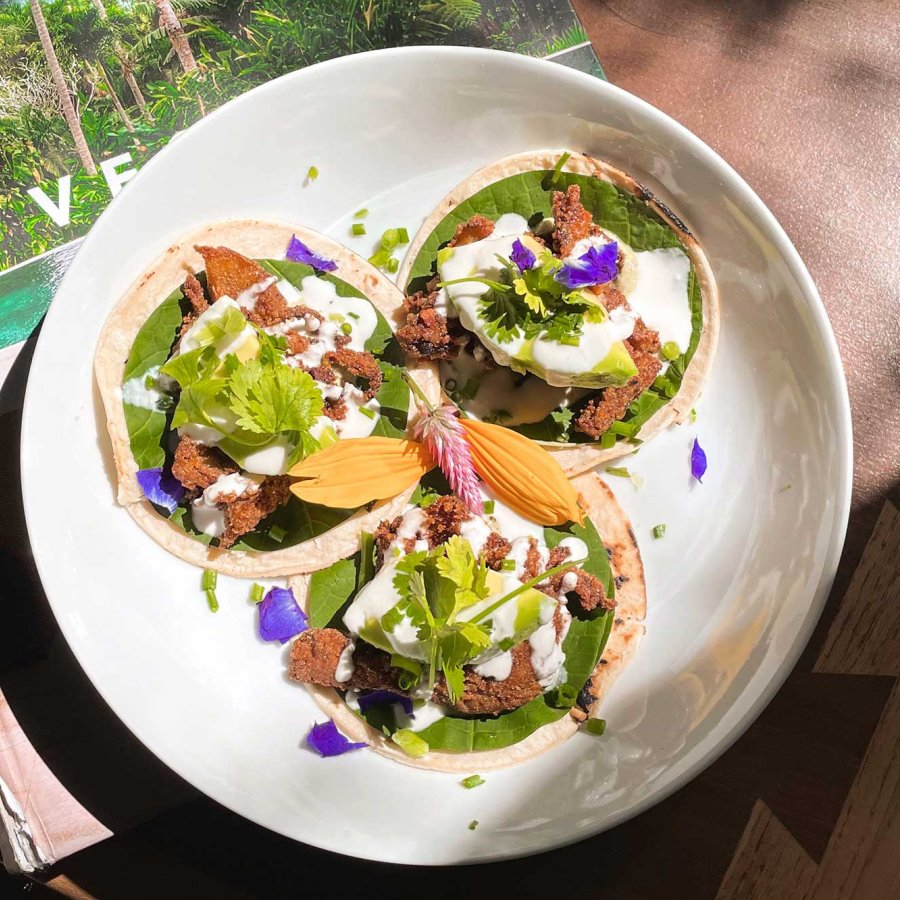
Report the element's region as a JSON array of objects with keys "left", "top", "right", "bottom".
[
  {"left": 407, "top": 169, "right": 703, "bottom": 444},
  {"left": 123, "top": 291, "right": 182, "bottom": 382},
  {"left": 160, "top": 345, "right": 219, "bottom": 387},
  {"left": 308, "top": 558, "right": 357, "bottom": 628},
  {"left": 544, "top": 516, "right": 615, "bottom": 601},
  {"left": 415, "top": 613, "right": 613, "bottom": 751},
  {"left": 227, "top": 359, "right": 322, "bottom": 436}
]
